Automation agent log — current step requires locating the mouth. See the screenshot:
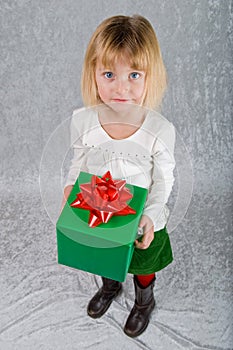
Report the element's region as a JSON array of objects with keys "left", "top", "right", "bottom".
[{"left": 112, "top": 99, "right": 130, "bottom": 103}]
